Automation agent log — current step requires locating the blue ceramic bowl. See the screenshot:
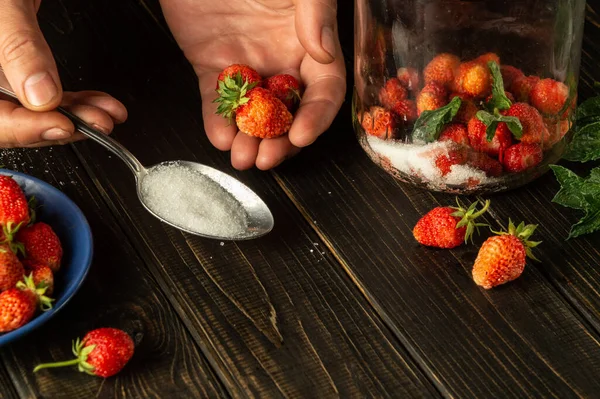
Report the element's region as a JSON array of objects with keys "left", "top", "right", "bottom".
[{"left": 0, "top": 169, "right": 93, "bottom": 346}]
